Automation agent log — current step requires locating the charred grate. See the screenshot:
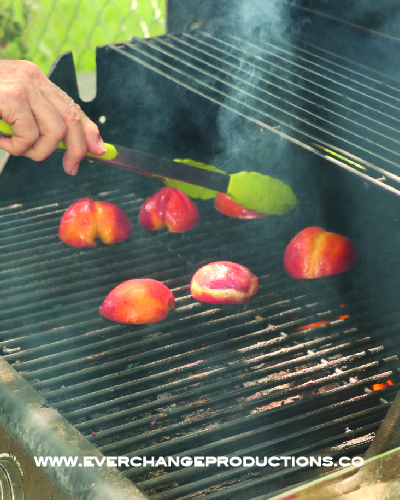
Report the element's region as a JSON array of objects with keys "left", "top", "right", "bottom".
[
  {"left": 108, "top": 30, "right": 400, "bottom": 195},
  {"left": 0, "top": 167, "right": 400, "bottom": 499}
]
